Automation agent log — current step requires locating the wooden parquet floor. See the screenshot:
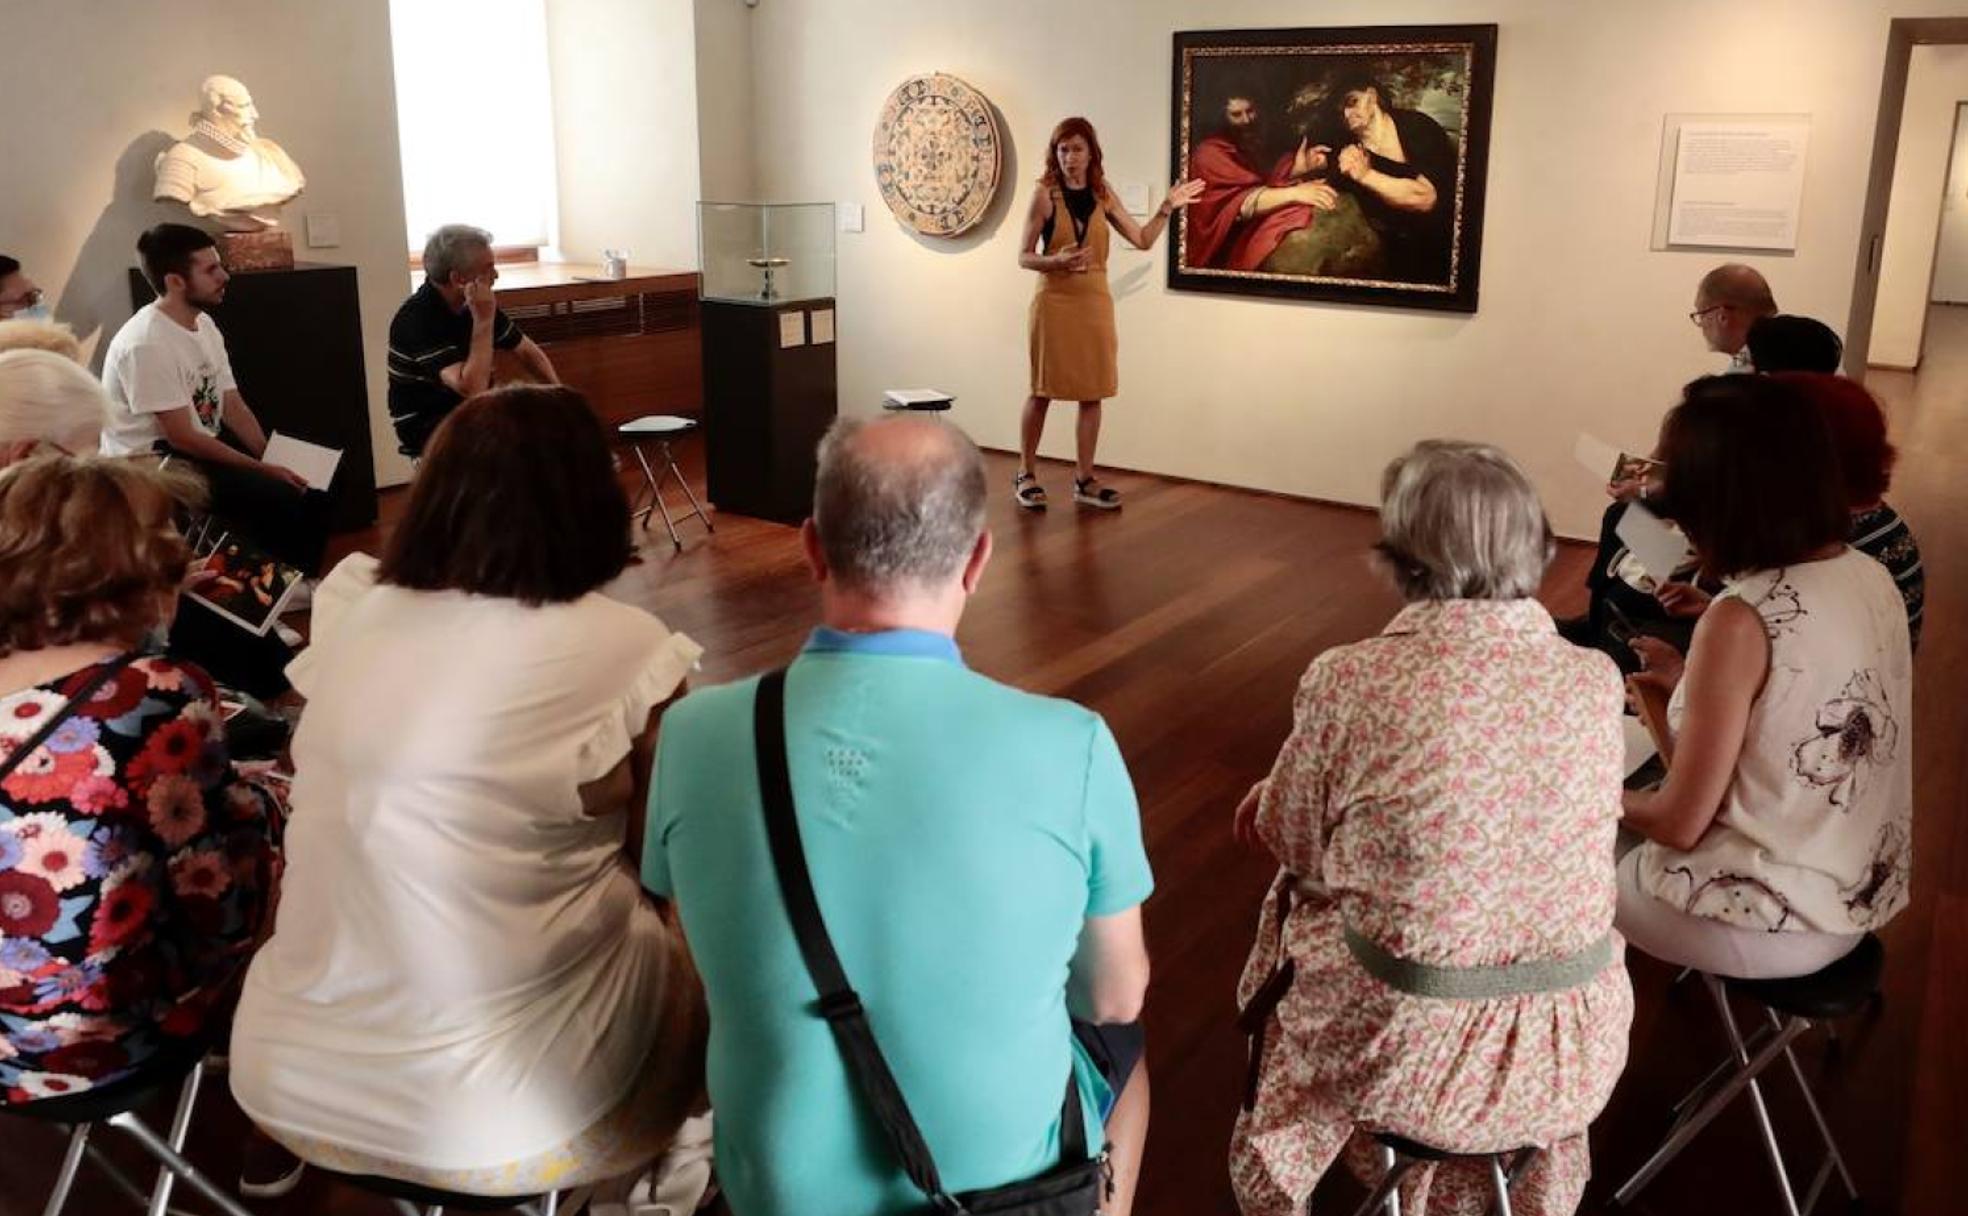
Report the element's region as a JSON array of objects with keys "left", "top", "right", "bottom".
[{"left": 3, "top": 317, "right": 1961, "bottom": 1212}]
